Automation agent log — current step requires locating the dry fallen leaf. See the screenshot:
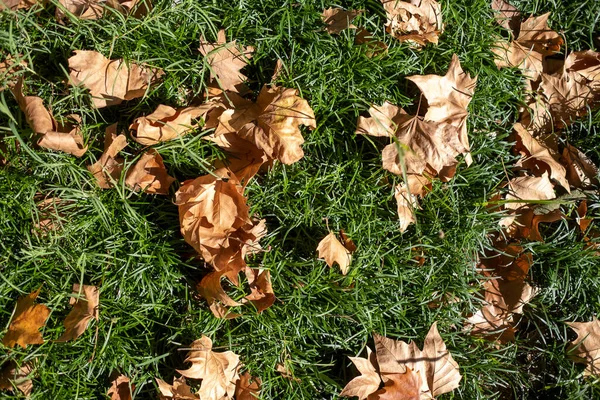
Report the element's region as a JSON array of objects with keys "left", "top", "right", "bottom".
[
  {"left": 354, "top": 28, "right": 389, "bottom": 58},
  {"left": 276, "top": 362, "right": 301, "bottom": 382},
  {"left": 317, "top": 231, "right": 354, "bottom": 275},
  {"left": 368, "top": 368, "right": 421, "bottom": 400},
  {"left": 567, "top": 319, "right": 600, "bottom": 376},
  {"left": 33, "top": 196, "right": 66, "bottom": 234},
  {"left": 55, "top": 0, "right": 150, "bottom": 21},
  {"left": 395, "top": 174, "right": 431, "bottom": 232},
  {"left": 197, "top": 268, "right": 243, "bottom": 319},
  {"left": 0, "top": 0, "right": 45, "bottom": 11},
  {"left": 88, "top": 124, "right": 128, "bottom": 189},
  {"left": 2, "top": 287, "right": 50, "bottom": 348},
  {"left": 0, "top": 361, "right": 33, "bottom": 397},
  {"left": 321, "top": 8, "right": 361, "bottom": 34},
  {"left": 56, "top": 284, "right": 99, "bottom": 342},
  {"left": 68, "top": 50, "right": 163, "bottom": 108},
  {"left": 199, "top": 29, "right": 254, "bottom": 94},
  {"left": 125, "top": 149, "right": 175, "bottom": 195},
  {"left": 490, "top": 0, "right": 520, "bottom": 32},
  {"left": 131, "top": 103, "right": 220, "bottom": 145},
  {"left": 339, "top": 347, "right": 381, "bottom": 400},
  {"left": 244, "top": 267, "right": 275, "bottom": 313},
  {"left": 0, "top": 55, "right": 27, "bottom": 91},
  {"left": 504, "top": 173, "right": 556, "bottom": 212},
  {"left": 156, "top": 376, "right": 199, "bottom": 400},
  {"left": 108, "top": 375, "right": 134, "bottom": 400},
  {"left": 177, "top": 336, "right": 240, "bottom": 400},
  {"left": 562, "top": 144, "right": 599, "bottom": 188},
  {"left": 381, "top": 0, "right": 443, "bottom": 46},
  {"left": 235, "top": 371, "right": 261, "bottom": 400},
  {"left": 11, "top": 78, "right": 87, "bottom": 157}
]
